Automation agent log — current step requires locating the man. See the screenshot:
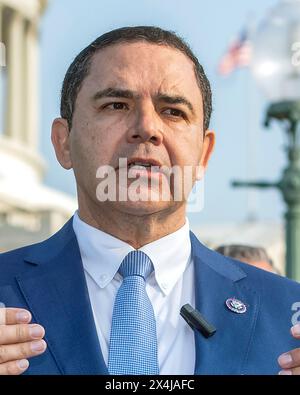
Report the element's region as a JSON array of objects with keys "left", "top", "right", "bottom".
[
  {"left": 0, "top": 26, "right": 300, "bottom": 375},
  {"left": 215, "top": 244, "right": 280, "bottom": 274}
]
